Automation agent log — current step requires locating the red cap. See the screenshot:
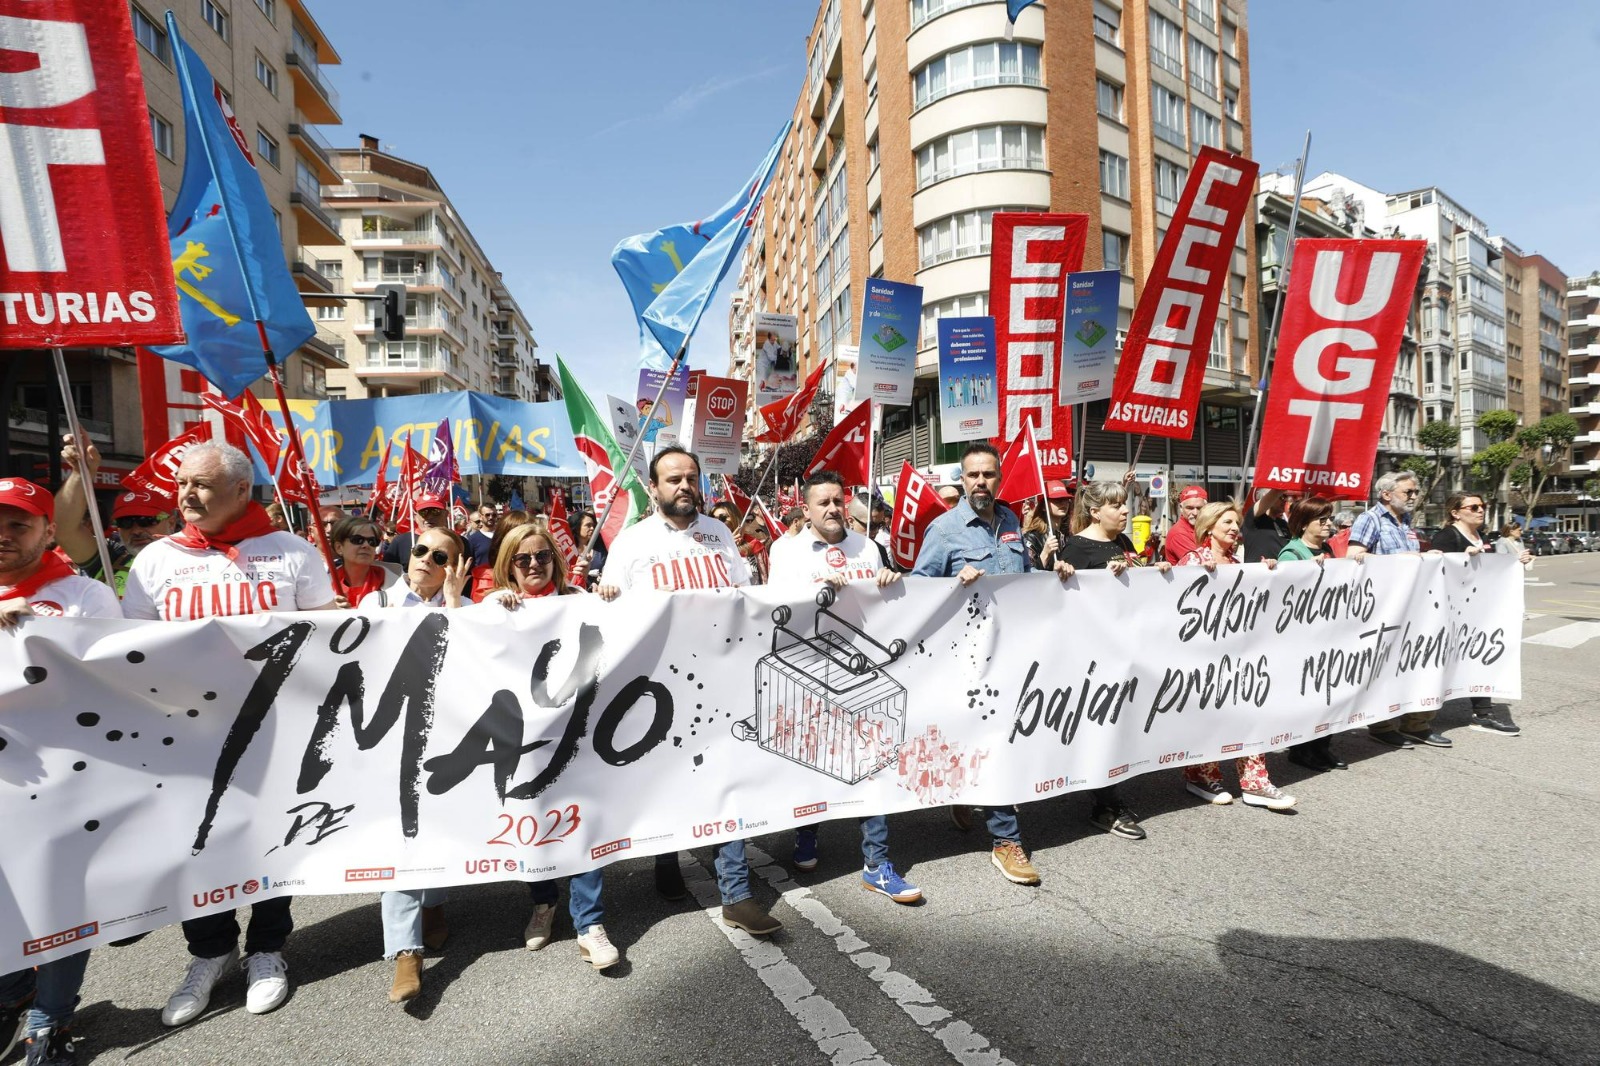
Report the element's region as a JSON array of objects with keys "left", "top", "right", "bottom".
[
  {"left": 1045, "top": 479, "right": 1075, "bottom": 500},
  {"left": 113, "top": 488, "right": 172, "bottom": 519},
  {"left": 1179, "top": 485, "right": 1208, "bottom": 504},
  {"left": 413, "top": 494, "right": 448, "bottom": 511},
  {"left": 0, "top": 478, "right": 53, "bottom": 521}
]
